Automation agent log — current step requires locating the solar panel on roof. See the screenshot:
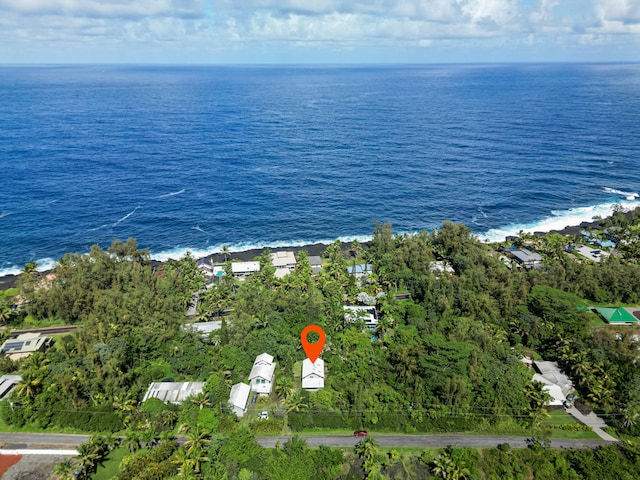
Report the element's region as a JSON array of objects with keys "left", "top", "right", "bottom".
[{"left": 2, "top": 341, "right": 24, "bottom": 352}]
